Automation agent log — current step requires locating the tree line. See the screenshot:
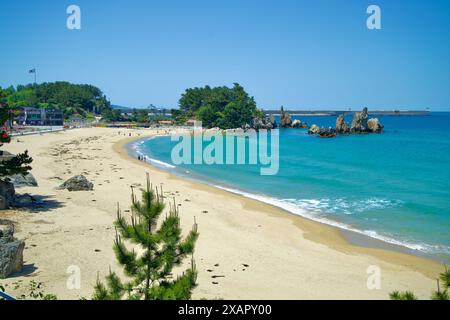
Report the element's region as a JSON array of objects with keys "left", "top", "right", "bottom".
[
  {"left": 172, "top": 83, "right": 264, "bottom": 129},
  {"left": 0, "top": 82, "right": 111, "bottom": 119}
]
